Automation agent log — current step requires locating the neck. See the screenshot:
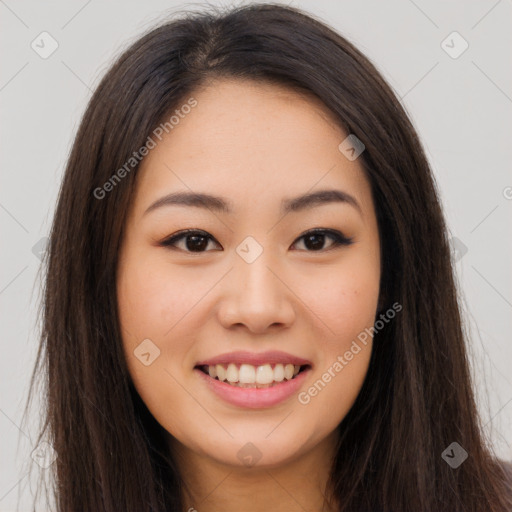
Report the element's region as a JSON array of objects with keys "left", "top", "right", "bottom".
[{"left": 168, "top": 430, "right": 340, "bottom": 512}]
